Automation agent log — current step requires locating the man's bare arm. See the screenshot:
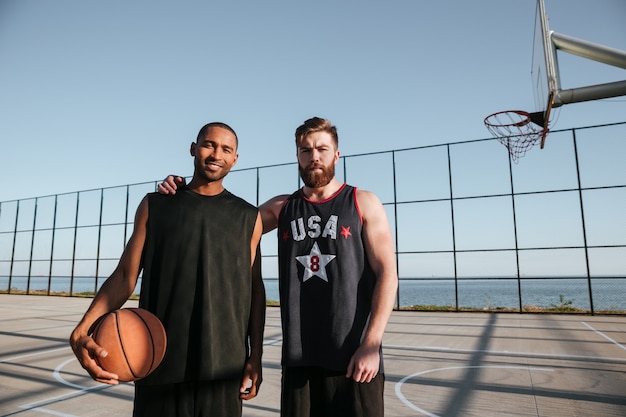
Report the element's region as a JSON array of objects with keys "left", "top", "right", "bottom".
[
  {"left": 346, "top": 189, "right": 398, "bottom": 383},
  {"left": 258, "top": 194, "right": 289, "bottom": 234},
  {"left": 241, "top": 213, "right": 265, "bottom": 400},
  {"left": 69, "top": 196, "right": 148, "bottom": 384}
]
